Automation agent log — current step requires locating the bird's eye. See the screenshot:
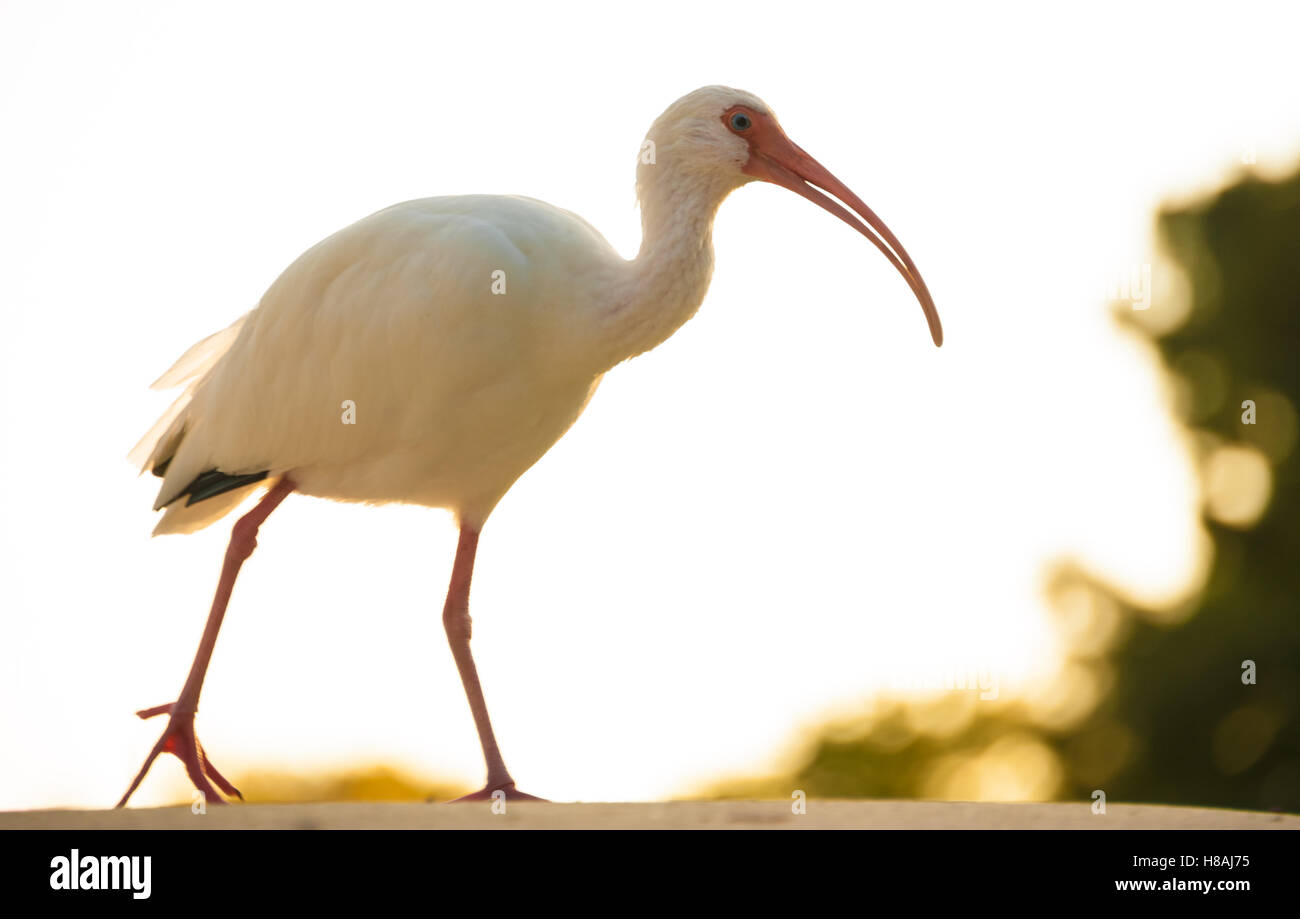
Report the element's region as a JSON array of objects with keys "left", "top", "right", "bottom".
[{"left": 729, "top": 112, "right": 752, "bottom": 132}]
